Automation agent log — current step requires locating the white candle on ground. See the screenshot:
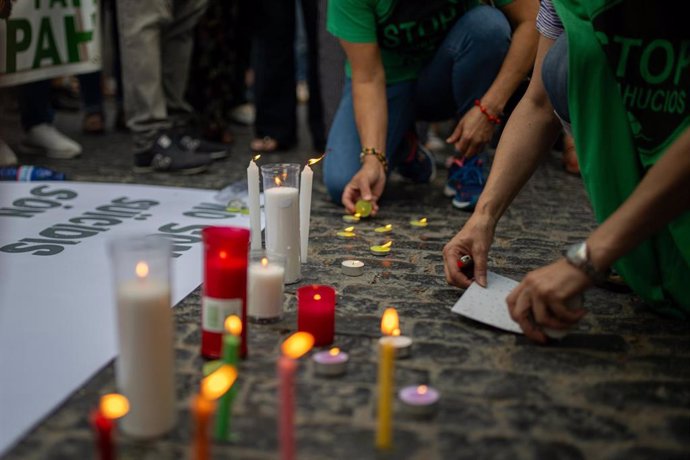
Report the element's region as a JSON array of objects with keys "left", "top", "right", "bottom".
[
  {"left": 264, "top": 186, "right": 301, "bottom": 283},
  {"left": 299, "top": 164, "right": 313, "bottom": 264},
  {"left": 248, "top": 257, "right": 285, "bottom": 321},
  {"left": 341, "top": 260, "right": 364, "bottom": 277},
  {"left": 116, "top": 278, "right": 176, "bottom": 437},
  {"left": 247, "top": 159, "right": 262, "bottom": 250}
]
